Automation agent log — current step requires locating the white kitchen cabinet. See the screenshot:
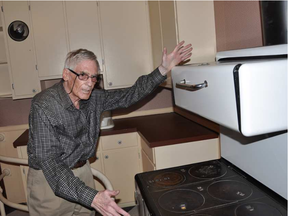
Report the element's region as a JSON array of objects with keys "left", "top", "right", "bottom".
[
  {"left": 65, "top": 1, "right": 103, "bottom": 71},
  {"left": 148, "top": 1, "right": 217, "bottom": 88},
  {"left": 99, "top": 132, "right": 142, "bottom": 207},
  {"left": 30, "top": 1, "right": 69, "bottom": 79},
  {"left": 99, "top": 1, "right": 153, "bottom": 89},
  {"left": 0, "top": 11, "right": 11, "bottom": 97},
  {"left": 140, "top": 136, "right": 220, "bottom": 171},
  {"left": 0, "top": 1, "right": 40, "bottom": 99}
]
